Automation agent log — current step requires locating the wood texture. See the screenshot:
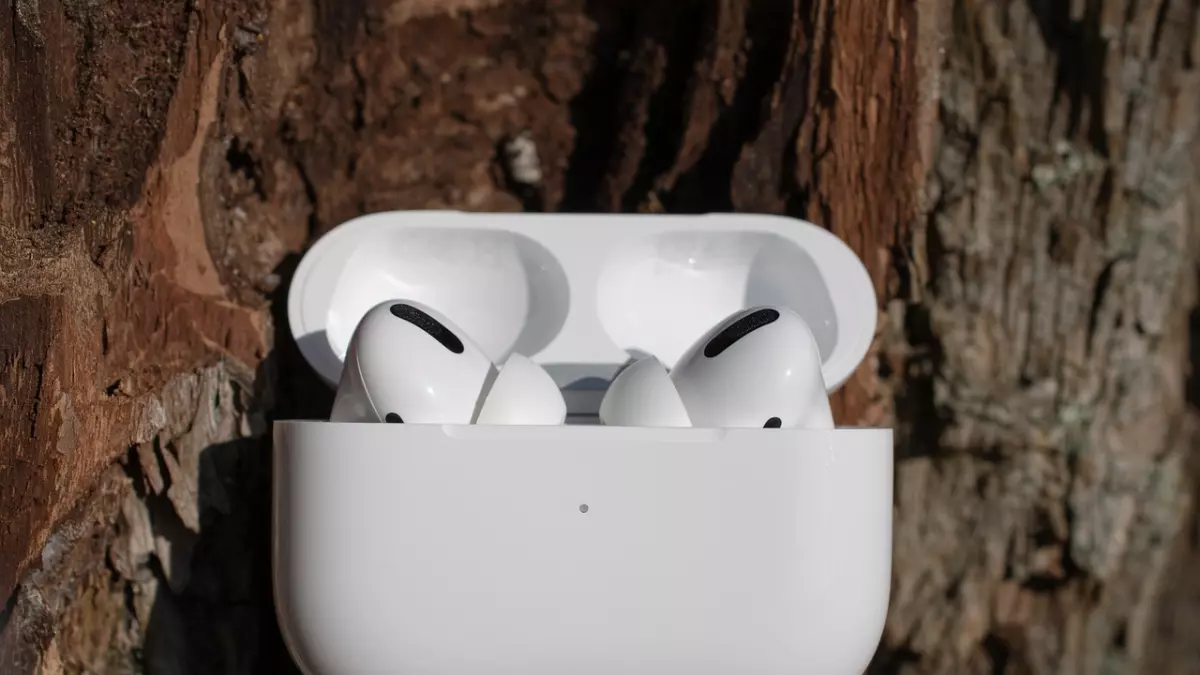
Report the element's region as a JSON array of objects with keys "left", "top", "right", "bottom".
[
  {"left": 879, "top": 1, "right": 1200, "bottom": 672},
  {"left": 1, "top": 0, "right": 1198, "bottom": 673}
]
